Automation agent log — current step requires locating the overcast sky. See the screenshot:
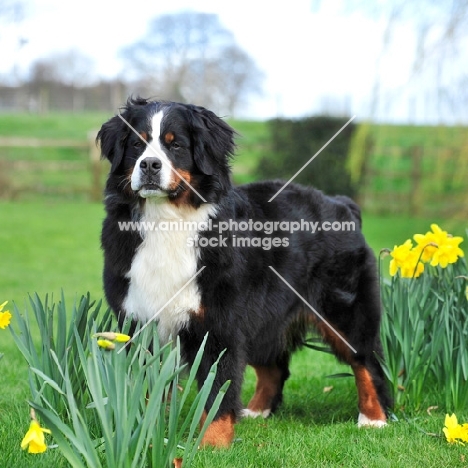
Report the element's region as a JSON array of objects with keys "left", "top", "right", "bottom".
[{"left": 0, "top": 0, "right": 424, "bottom": 120}]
